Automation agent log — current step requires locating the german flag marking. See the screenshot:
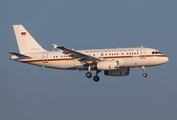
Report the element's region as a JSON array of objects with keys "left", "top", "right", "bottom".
[{"left": 21, "top": 32, "right": 26, "bottom": 36}]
